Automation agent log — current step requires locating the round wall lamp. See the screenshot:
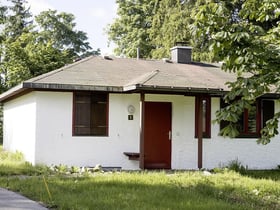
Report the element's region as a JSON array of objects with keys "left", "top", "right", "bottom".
[{"left": 127, "top": 105, "right": 135, "bottom": 114}]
